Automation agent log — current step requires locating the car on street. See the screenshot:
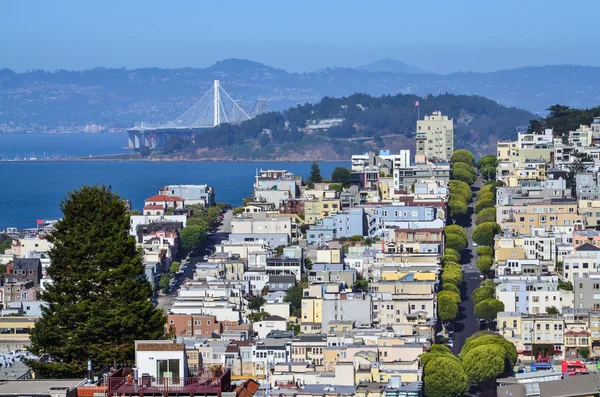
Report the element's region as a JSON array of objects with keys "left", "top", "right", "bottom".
[
  {"left": 480, "top": 274, "right": 485, "bottom": 280},
  {"left": 473, "top": 242, "right": 478, "bottom": 247},
  {"left": 183, "top": 263, "right": 189, "bottom": 270},
  {"left": 175, "top": 270, "right": 184, "bottom": 276},
  {"left": 203, "top": 255, "right": 209, "bottom": 261}
]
